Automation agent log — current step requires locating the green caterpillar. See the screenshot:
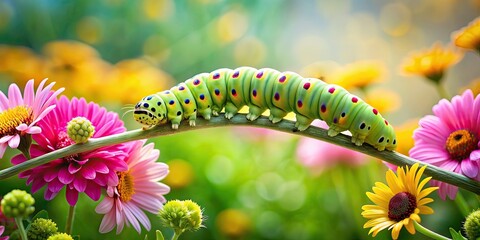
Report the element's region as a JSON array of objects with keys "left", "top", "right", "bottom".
[{"left": 133, "top": 67, "right": 396, "bottom": 151}]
